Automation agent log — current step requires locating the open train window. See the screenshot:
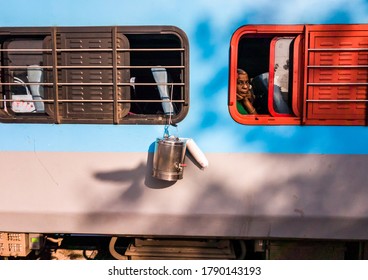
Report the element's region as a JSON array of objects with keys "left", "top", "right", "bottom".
[
  {"left": 0, "top": 26, "right": 189, "bottom": 124},
  {"left": 229, "top": 24, "right": 368, "bottom": 126}
]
